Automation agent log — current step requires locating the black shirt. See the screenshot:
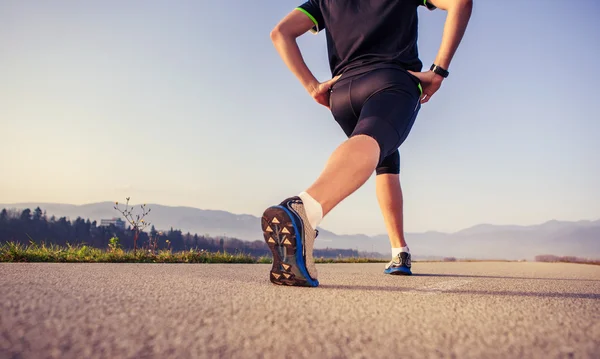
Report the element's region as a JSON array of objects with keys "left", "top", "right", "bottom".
[{"left": 296, "top": 0, "right": 436, "bottom": 77}]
